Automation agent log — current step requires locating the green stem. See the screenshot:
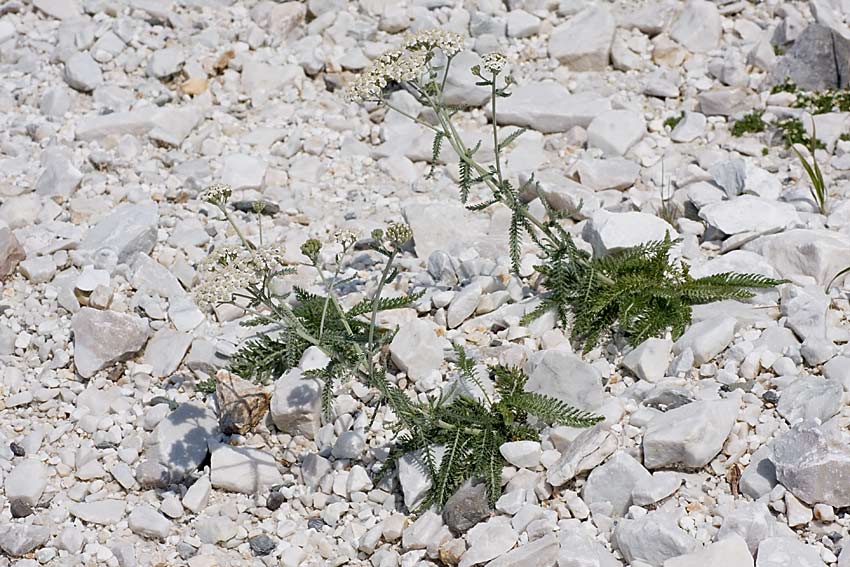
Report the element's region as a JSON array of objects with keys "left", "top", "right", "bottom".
[{"left": 367, "top": 250, "right": 398, "bottom": 383}]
